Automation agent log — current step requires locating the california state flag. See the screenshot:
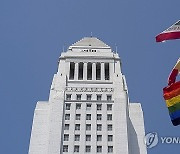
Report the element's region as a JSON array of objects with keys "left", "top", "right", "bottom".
[{"left": 156, "top": 20, "right": 180, "bottom": 42}]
